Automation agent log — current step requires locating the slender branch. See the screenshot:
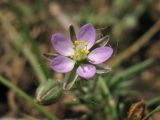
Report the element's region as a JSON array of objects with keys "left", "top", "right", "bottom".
[{"left": 0, "top": 76, "right": 58, "bottom": 120}]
